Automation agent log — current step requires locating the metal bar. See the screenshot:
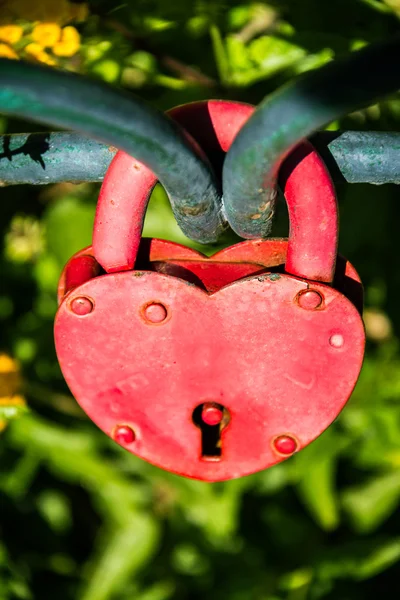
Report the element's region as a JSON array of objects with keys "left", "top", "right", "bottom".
[
  {"left": 312, "top": 131, "right": 400, "bottom": 185},
  {"left": 222, "top": 37, "right": 400, "bottom": 238},
  {"left": 0, "top": 132, "right": 114, "bottom": 185},
  {"left": 0, "top": 58, "right": 223, "bottom": 244},
  {"left": 0, "top": 131, "right": 400, "bottom": 187}
]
